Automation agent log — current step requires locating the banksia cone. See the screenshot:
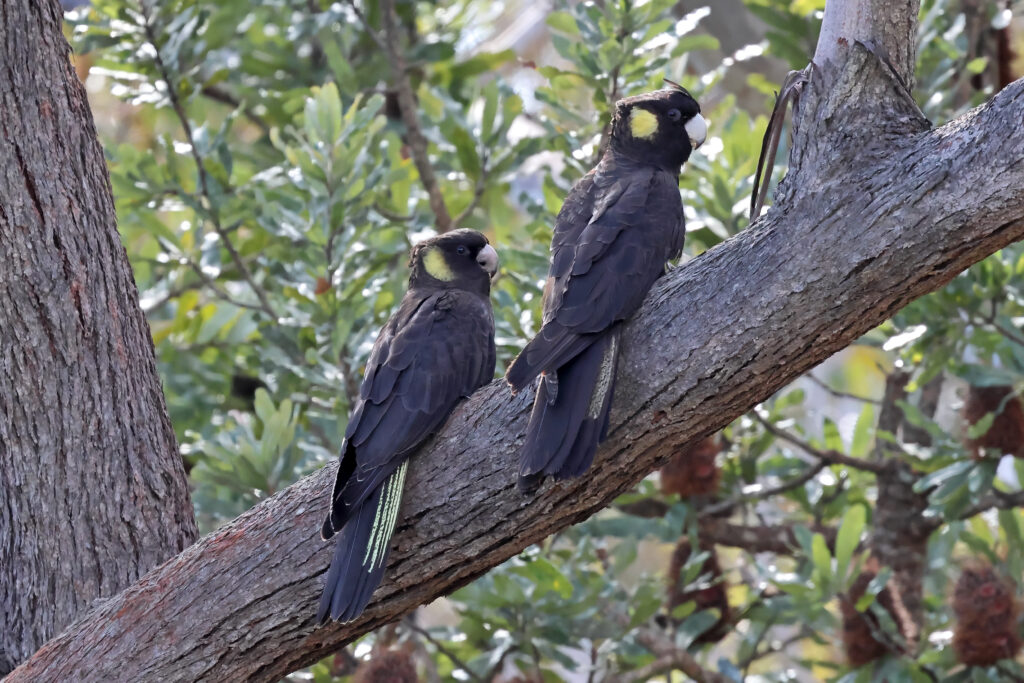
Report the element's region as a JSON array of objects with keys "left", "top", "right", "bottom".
[
  {"left": 840, "top": 566, "right": 889, "bottom": 667},
  {"left": 839, "top": 558, "right": 915, "bottom": 668},
  {"left": 660, "top": 435, "right": 722, "bottom": 498},
  {"left": 353, "top": 649, "right": 418, "bottom": 683},
  {"left": 963, "top": 384, "right": 1024, "bottom": 459},
  {"left": 952, "top": 563, "right": 1021, "bottom": 666},
  {"left": 667, "top": 536, "right": 730, "bottom": 644}
]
